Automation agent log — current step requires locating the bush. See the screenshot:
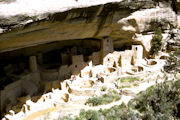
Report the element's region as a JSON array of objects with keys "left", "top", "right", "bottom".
[
  {"left": 58, "top": 77, "right": 180, "bottom": 120},
  {"left": 150, "top": 28, "right": 163, "bottom": 55},
  {"left": 99, "top": 103, "right": 139, "bottom": 120},
  {"left": 85, "top": 89, "right": 121, "bottom": 106},
  {"left": 130, "top": 77, "right": 180, "bottom": 119},
  {"left": 58, "top": 116, "right": 73, "bottom": 120},
  {"left": 59, "top": 104, "right": 139, "bottom": 120},
  {"left": 75, "top": 110, "right": 101, "bottom": 120},
  {"left": 58, "top": 110, "right": 101, "bottom": 120},
  {"left": 117, "top": 77, "right": 140, "bottom": 83},
  {"left": 165, "top": 49, "right": 180, "bottom": 72}
]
